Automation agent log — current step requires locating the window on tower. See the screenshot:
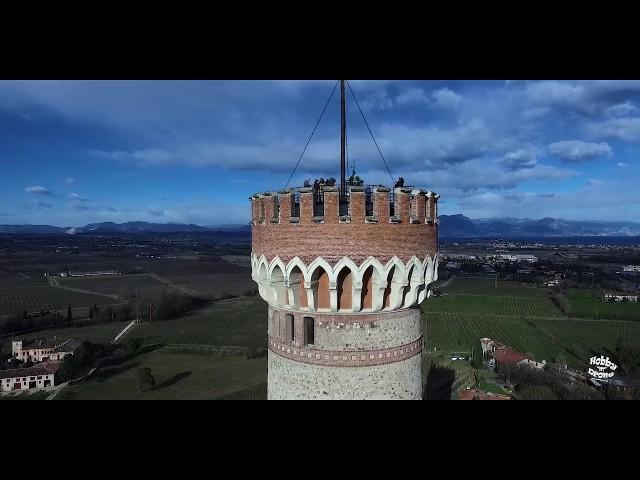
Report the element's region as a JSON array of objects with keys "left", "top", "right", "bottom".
[
  {"left": 287, "top": 314, "right": 295, "bottom": 342},
  {"left": 303, "top": 317, "right": 315, "bottom": 346}
]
